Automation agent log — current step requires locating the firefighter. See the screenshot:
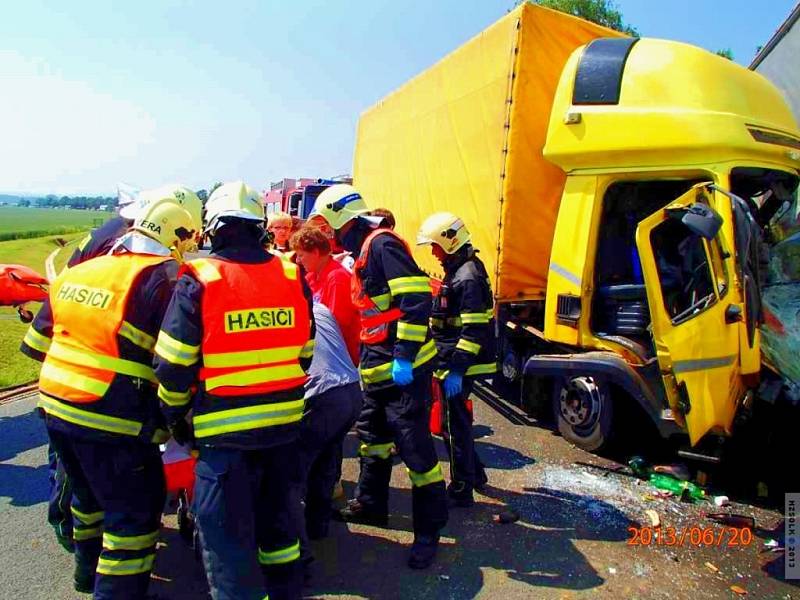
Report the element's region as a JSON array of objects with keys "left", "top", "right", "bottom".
[
  {"left": 24, "top": 185, "right": 135, "bottom": 550},
  {"left": 310, "top": 184, "right": 448, "bottom": 569},
  {"left": 153, "top": 181, "right": 315, "bottom": 600},
  {"left": 22, "top": 185, "right": 203, "bottom": 554},
  {"left": 29, "top": 186, "right": 202, "bottom": 598},
  {"left": 417, "top": 212, "right": 497, "bottom": 507}
]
